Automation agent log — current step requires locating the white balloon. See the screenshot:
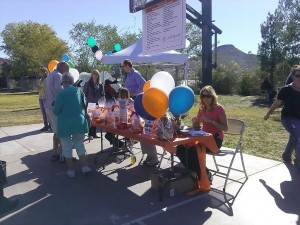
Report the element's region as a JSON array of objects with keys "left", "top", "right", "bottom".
[
  {"left": 95, "top": 50, "right": 103, "bottom": 60},
  {"left": 69, "top": 68, "right": 79, "bottom": 82},
  {"left": 186, "top": 39, "right": 190, "bottom": 48},
  {"left": 150, "top": 71, "right": 175, "bottom": 96}
]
